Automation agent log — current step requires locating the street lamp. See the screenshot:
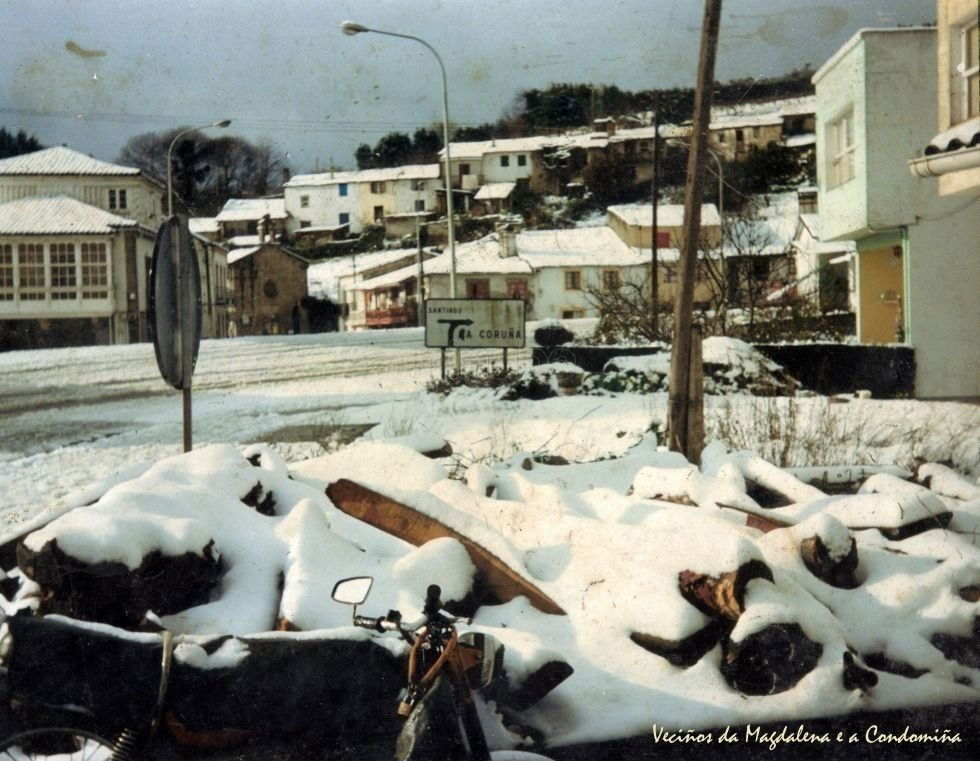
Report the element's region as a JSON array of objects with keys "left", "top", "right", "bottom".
[
  {"left": 340, "top": 20, "right": 460, "bottom": 371},
  {"left": 167, "top": 119, "right": 232, "bottom": 218}
]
